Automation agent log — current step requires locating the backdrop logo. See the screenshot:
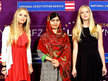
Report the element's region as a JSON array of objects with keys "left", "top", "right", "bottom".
[
  {"left": 0, "top": 2, "right": 1, "bottom": 12},
  {"left": 17, "top": 1, "right": 75, "bottom": 11},
  {"left": 105, "top": 53, "right": 108, "bottom": 63},
  {"left": 89, "top": 1, "right": 108, "bottom": 11}
]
